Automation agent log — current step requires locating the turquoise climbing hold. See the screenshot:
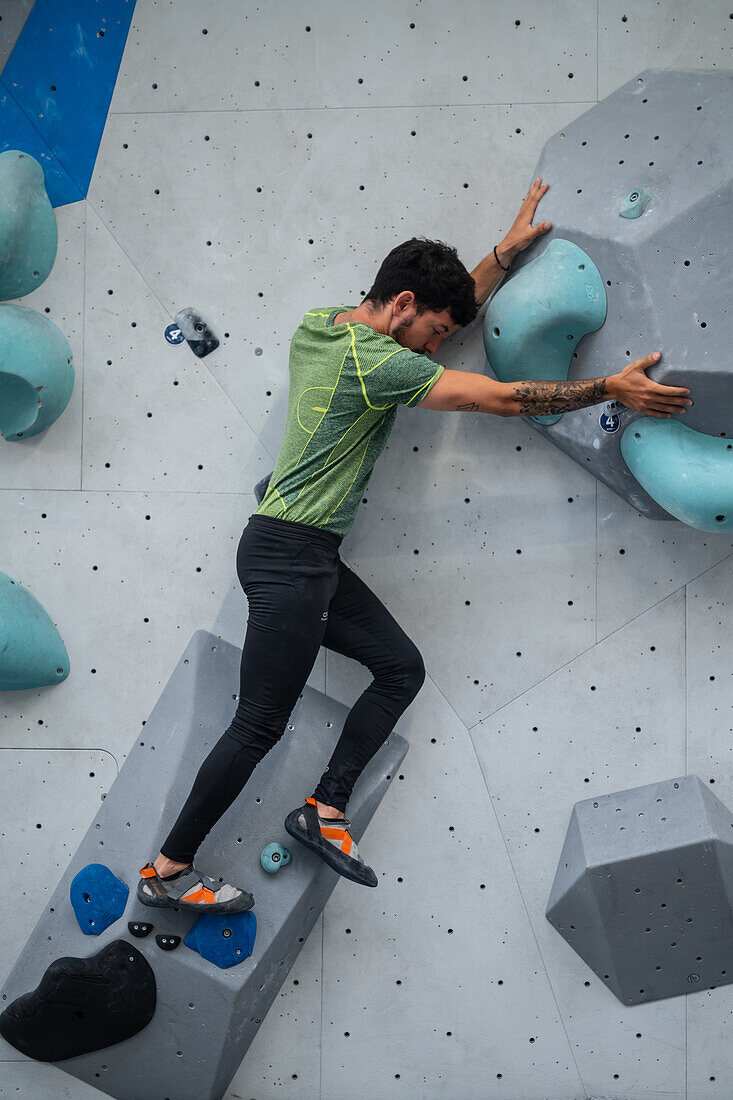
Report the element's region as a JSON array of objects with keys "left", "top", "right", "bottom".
[
  {"left": 620, "top": 419, "right": 733, "bottom": 533},
  {"left": 619, "top": 187, "right": 653, "bottom": 220},
  {"left": 260, "top": 842, "right": 292, "bottom": 873},
  {"left": 0, "top": 571, "right": 70, "bottom": 690},
  {"left": 0, "top": 151, "right": 57, "bottom": 300},
  {"left": 0, "top": 304, "right": 74, "bottom": 440},
  {"left": 483, "top": 238, "right": 607, "bottom": 426}
]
